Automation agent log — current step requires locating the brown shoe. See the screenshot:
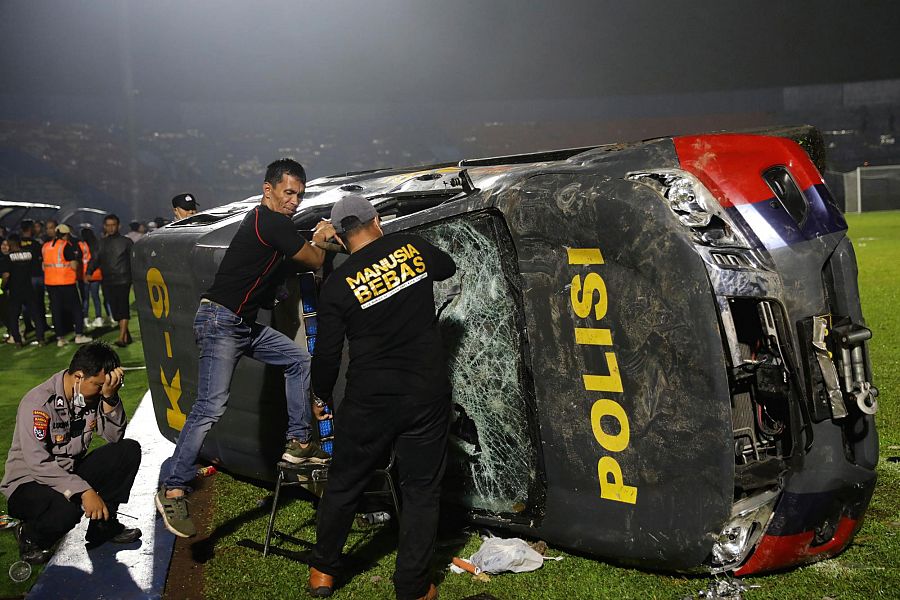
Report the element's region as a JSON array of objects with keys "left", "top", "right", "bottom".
[
  {"left": 416, "top": 584, "right": 438, "bottom": 600},
  {"left": 308, "top": 567, "right": 334, "bottom": 597}
]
